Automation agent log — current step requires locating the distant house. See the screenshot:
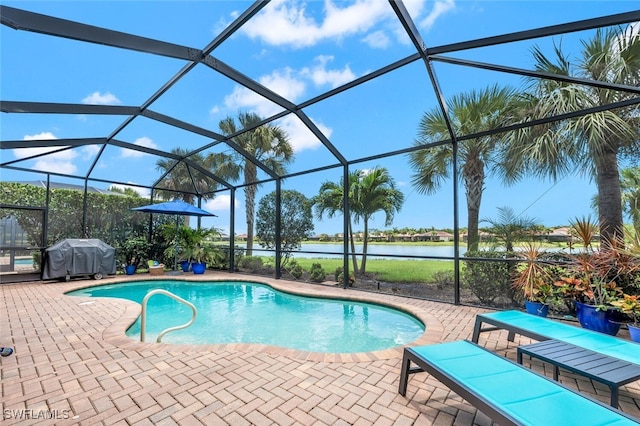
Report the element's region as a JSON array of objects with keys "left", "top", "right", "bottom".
[
  {"left": 546, "top": 227, "right": 572, "bottom": 243},
  {"left": 368, "top": 232, "right": 388, "bottom": 242},
  {"left": 412, "top": 231, "right": 454, "bottom": 242},
  {"left": 459, "top": 231, "right": 493, "bottom": 243}
]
